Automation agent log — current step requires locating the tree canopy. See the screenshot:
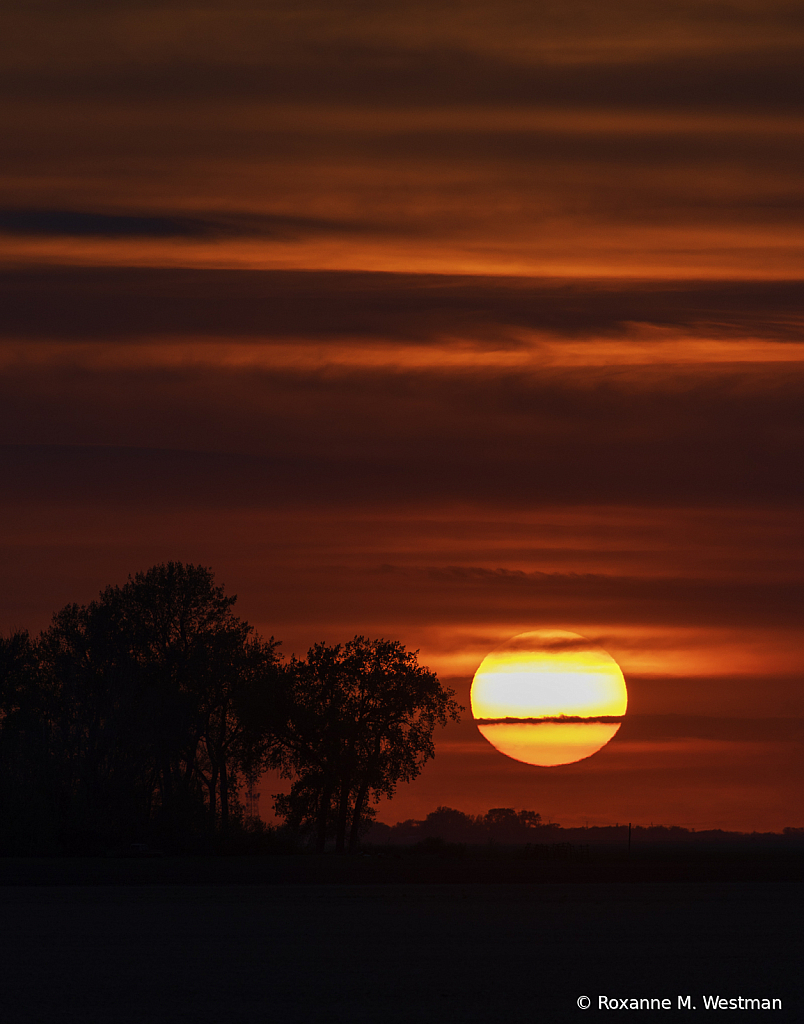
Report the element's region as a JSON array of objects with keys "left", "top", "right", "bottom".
[
  {"left": 0, "top": 563, "right": 279, "bottom": 851},
  {"left": 265, "top": 636, "right": 462, "bottom": 852},
  {"left": 0, "top": 564, "right": 459, "bottom": 854}
]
